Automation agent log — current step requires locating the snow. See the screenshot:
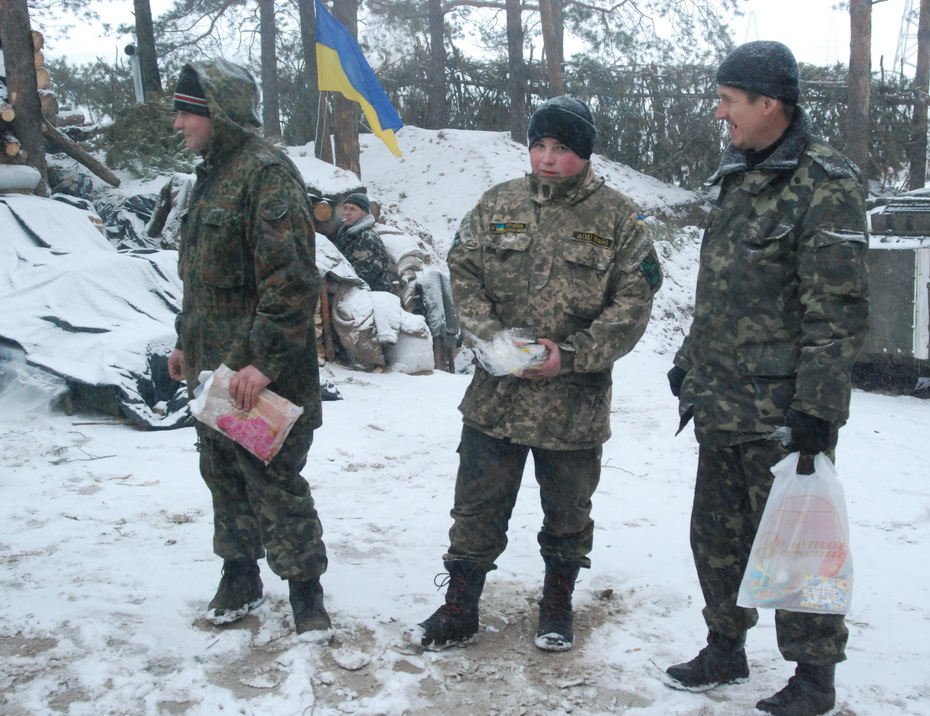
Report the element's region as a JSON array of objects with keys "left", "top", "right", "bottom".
[{"left": 2, "top": 127, "right": 930, "bottom": 715}]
